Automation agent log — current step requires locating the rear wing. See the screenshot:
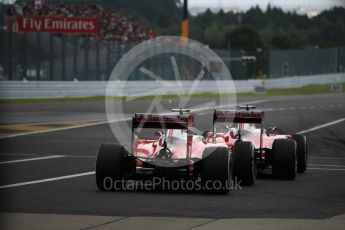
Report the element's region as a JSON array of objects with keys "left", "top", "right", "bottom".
[
  {"left": 213, "top": 110, "right": 264, "bottom": 124},
  {"left": 132, "top": 113, "right": 194, "bottom": 130}
]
